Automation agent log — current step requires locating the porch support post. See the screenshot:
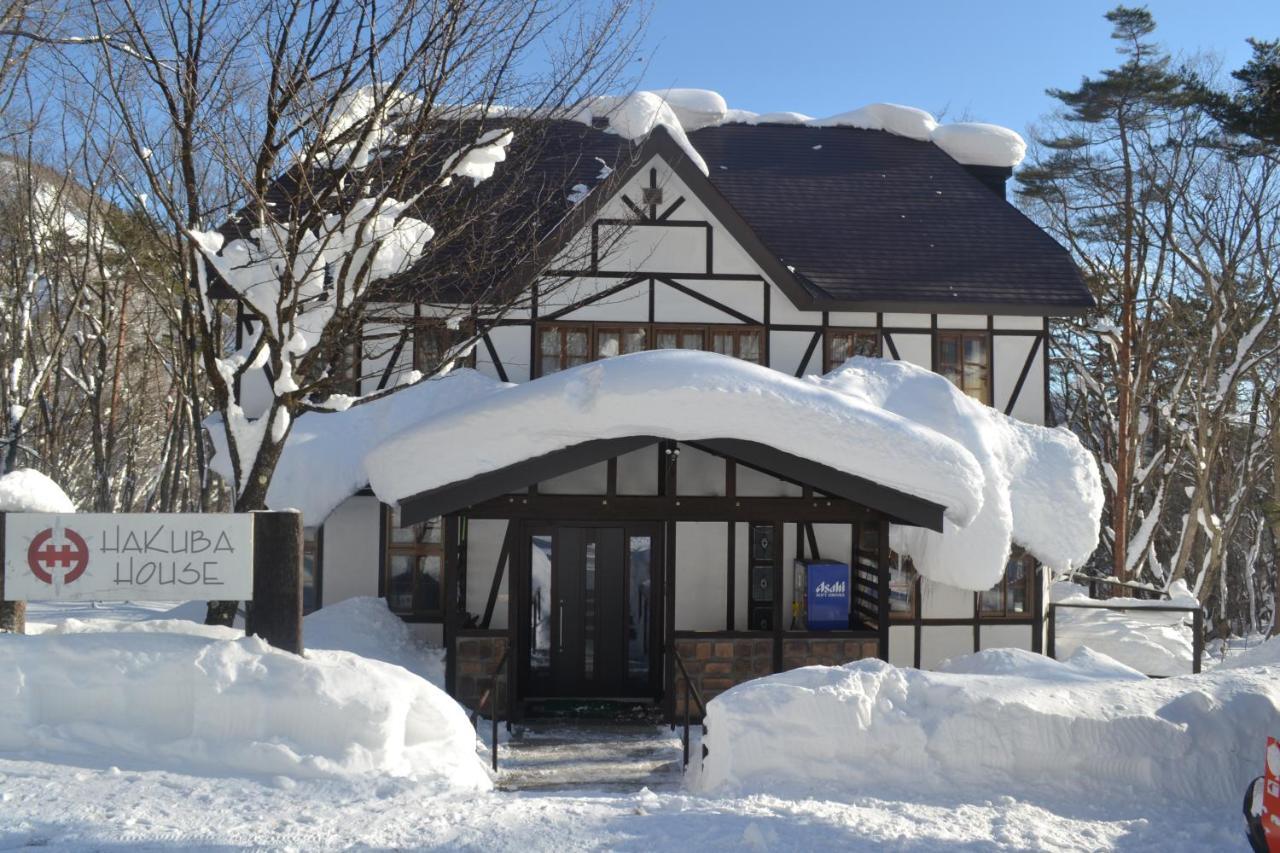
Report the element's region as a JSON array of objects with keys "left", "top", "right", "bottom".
[
  {"left": 877, "top": 517, "right": 890, "bottom": 661},
  {"left": 443, "top": 513, "right": 461, "bottom": 696}
]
